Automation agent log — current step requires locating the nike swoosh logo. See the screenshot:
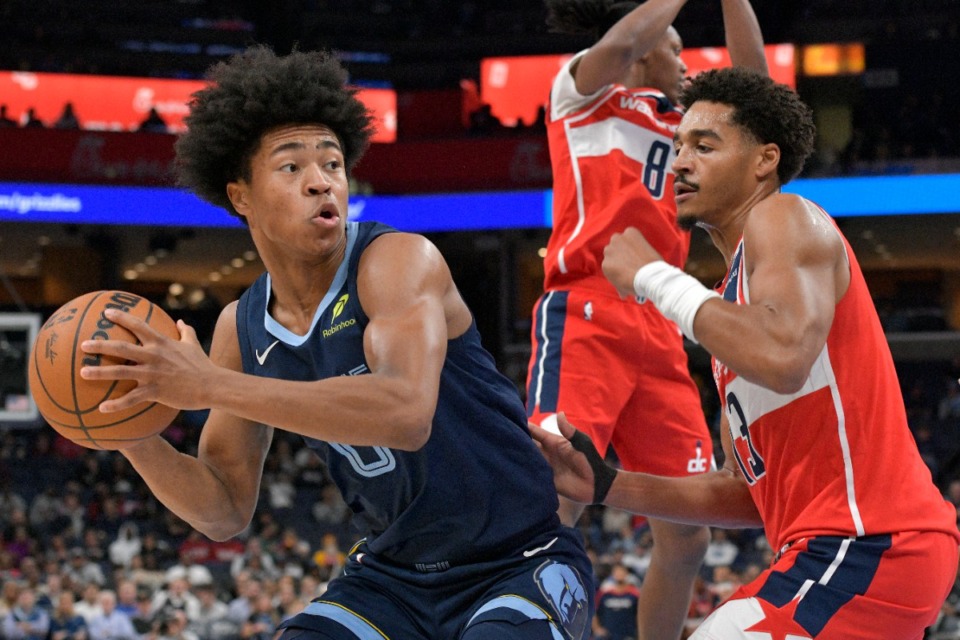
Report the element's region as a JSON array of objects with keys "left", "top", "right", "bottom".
[
  {"left": 255, "top": 340, "right": 280, "bottom": 365},
  {"left": 522, "top": 536, "right": 558, "bottom": 558}
]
